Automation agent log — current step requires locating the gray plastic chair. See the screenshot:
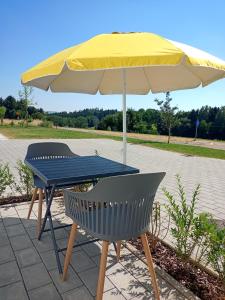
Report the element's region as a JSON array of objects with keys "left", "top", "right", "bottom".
[
  {"left": 63, "top": 172, "right": 165, "bottom": 300},
  {"left": 26, "top": 142, "right": 78, "bottom": 234}
]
